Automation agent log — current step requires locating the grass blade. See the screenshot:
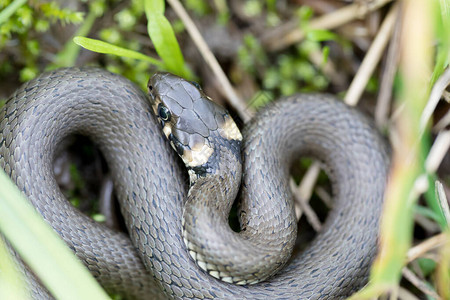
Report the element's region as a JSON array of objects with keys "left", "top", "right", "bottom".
[
  {"left": 144, "top": 0, "right": 191, "bottom": 78},
  {"left": 349, "top": 0, "right": 434, "bottom": 297},
  {"left": 73, "top": 36, "right": 164, "bottom": 68},
  {"left": 0, "top": 170, "right": 109, "bottom": 300},
  {"left": 0, "top": 237, "right": 29, "bottom": 300}
]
